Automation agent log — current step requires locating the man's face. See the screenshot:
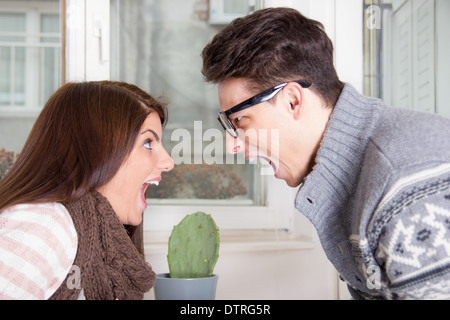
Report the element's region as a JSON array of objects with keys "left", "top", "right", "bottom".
[{"left": 218, "top": 78, "right": 320, "bottom": 187}]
